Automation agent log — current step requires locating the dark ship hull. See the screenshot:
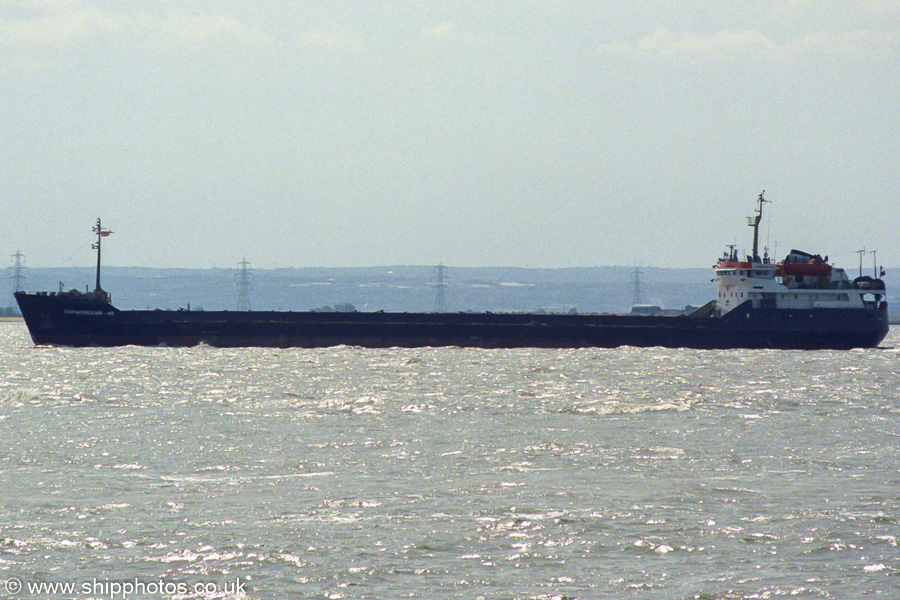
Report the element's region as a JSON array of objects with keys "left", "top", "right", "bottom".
[{"left": 14, "top": 291, "right": 889, "bottom": 350}]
